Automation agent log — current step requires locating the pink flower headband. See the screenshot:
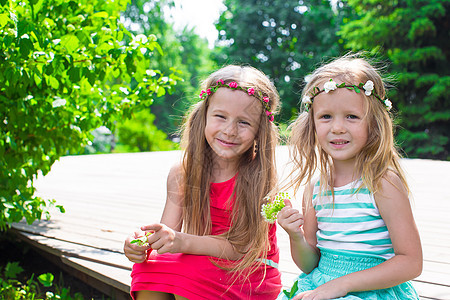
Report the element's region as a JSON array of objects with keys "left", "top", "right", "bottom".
[
  {"left": 302, "top": 79, "right": 392, "bottom": 112},
  {"left": 199, "top": 79, "right": 274, "bottom": 122}
]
